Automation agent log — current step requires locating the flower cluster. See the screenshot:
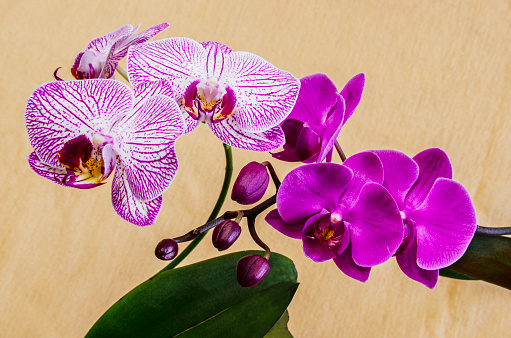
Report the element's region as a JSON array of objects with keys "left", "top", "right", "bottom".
[
  {"left": 257, "top": 72, "right": 477, "bottom": 288},
  {"left": 26, "top": 23, "right": 478, "bottom": 290},
  {"left": 25, "top": 24, "right": 300, "bottom": 226}
]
